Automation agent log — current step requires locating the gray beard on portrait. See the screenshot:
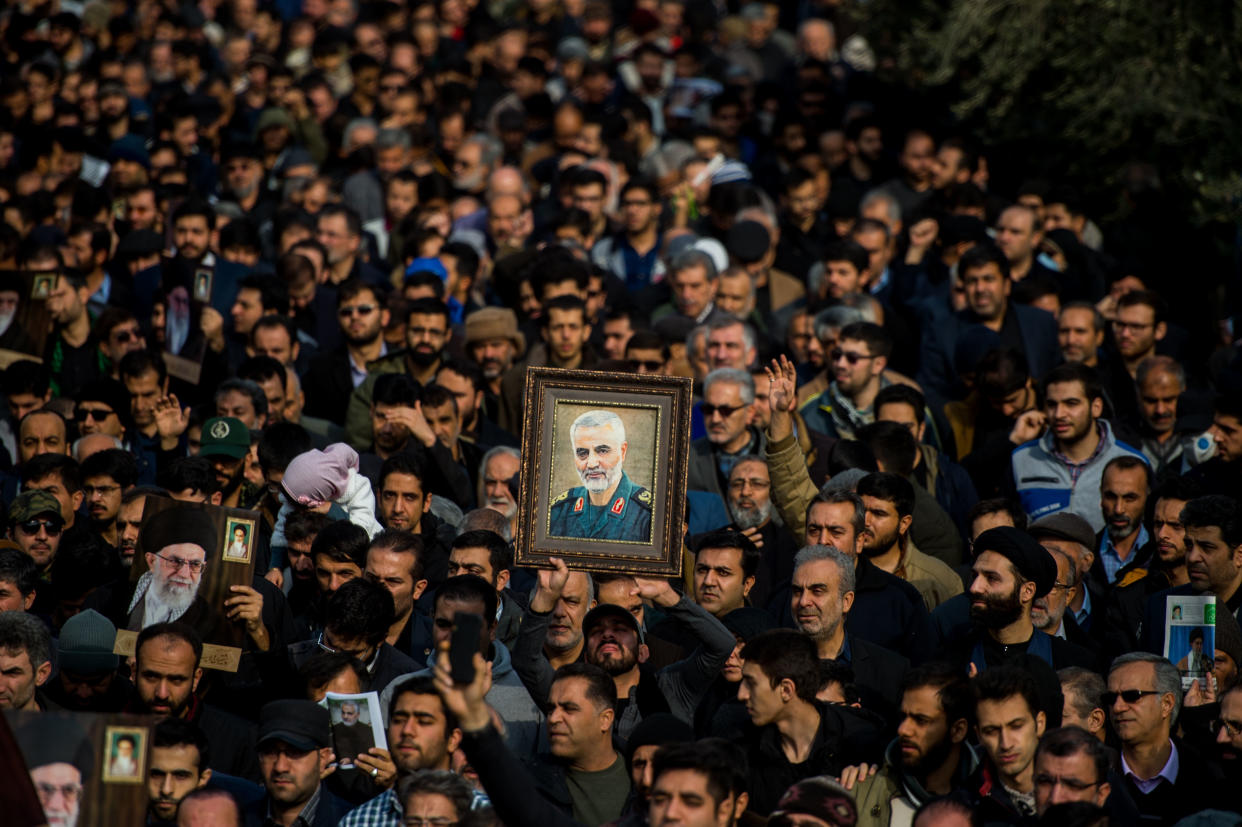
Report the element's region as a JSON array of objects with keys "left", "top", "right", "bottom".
[
  {"left": 130, "top": 570, "right": 201, "bottom": 625},
  {"left": 579, "top": 462, "right": 623, "bottom": 495}
]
